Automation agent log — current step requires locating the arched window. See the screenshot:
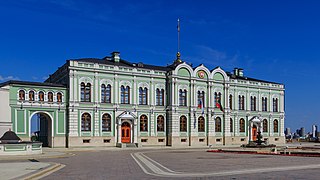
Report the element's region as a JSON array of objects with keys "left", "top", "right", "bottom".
[
  {"left": 250, "top": 96, "right": 256, "bottom": 111},
  {"left": 121, "top": 85, "right": 130, "bottom": 104},
  {"left": 215, "top": 117, "right": 221, "bottom": 132},
  {"left": 180, "top": 115, "right": 187, "bottom": 132},
  {"left": 197, "top": 91, "right": 205, "bottom": 109},
  {"left": 273, "top": 98, "right": 278, "bottom": 112},
  {"left": 214, "top": 92, "right": 222, "bottom": 108},
  {"left": 85, "top": 83, "right": 91, "bottom": 102},
  {"left": 229, "top": 95, "right": 233, "bottom": 110},
  {"left": 157, "top": 115, "right": 164, "bottom": 132},
  {"left": 179, "top": 89, "right": 187, "bottom": 106},
  {"left": 239, "top": 118, "right": 245, "bottom": 132},
  {"left": 81, "top": 83, "right": 91, "bottom": 102},
  {"left": 230, "top": 118, "right": 233, "bottom": 133},
  {"left": 102, "top": 113, "right": 111, "bottom": 132},
  {"left": 156, "top": 88, "right": 164, "bottom": 106},
  {"left": 29, "top": 90, "right": 35, "bottom": 101},
  {"left": 262, "top": 97, "right": 268, "bottom": 111},
  {"left": 38, "top": 91, "right": 44, "bottom": 102},
  {"left": 19, "top": 90, "right": 25, "bottom": 101},
  {"left": 57, "top": 92, "right": 62, "bottom": 102},
  {"left": 81, "top": 113, "right": 91, "bottom": 131},
  {"left": 139, "top": 87, "right": 148, "bottom": 105},
  {"left": 273, "top": 119, "right": 278, "bottom": 133},
  {"left": 263, "top": 119, "right": 268, "bottom": 132},
  {"left": 239, "top": 95, "right": 245, "bottom": 110},
  {"left": 198, "top": 116, "right": 205, "bottom": 132},
  {"left": 48, "top": 92, "right": 53, "bottom": 102},
  {"left": 140, "top": 115, "right": 148, "bottom": 131},
  {"left": 101, "top": 84, "right": 111, "bottom": 103},
  {"left": 254, "top": 97, "right": 257, "bottom": 111},
  {"left": 81, "top": 82, "right": 85, "bottom": 101}
]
